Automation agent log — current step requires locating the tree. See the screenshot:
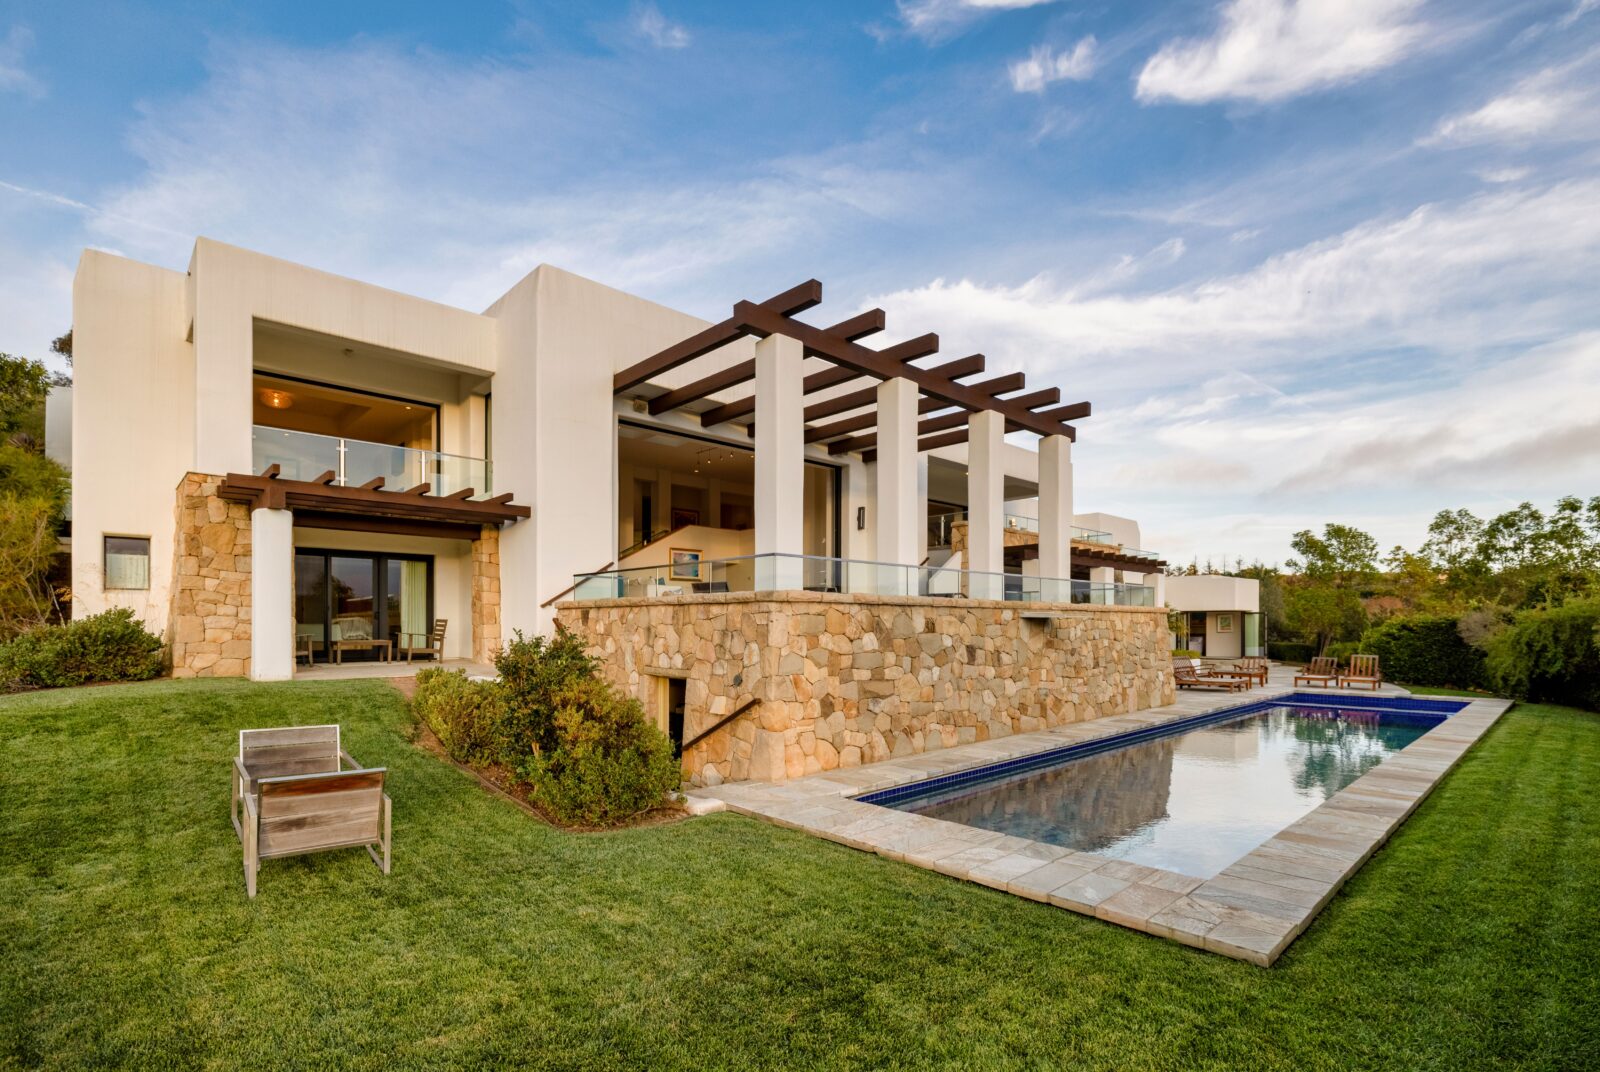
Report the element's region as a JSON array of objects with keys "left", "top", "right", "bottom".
[
  {"left": 1287, "top": 524, "right": 1380, "bottom": 589},
  {"left": 0, "top": 352, "right": 58, "bottom": 438},
  {"left": 0, "top": 442, "right": 69, "bottom": 633}
]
